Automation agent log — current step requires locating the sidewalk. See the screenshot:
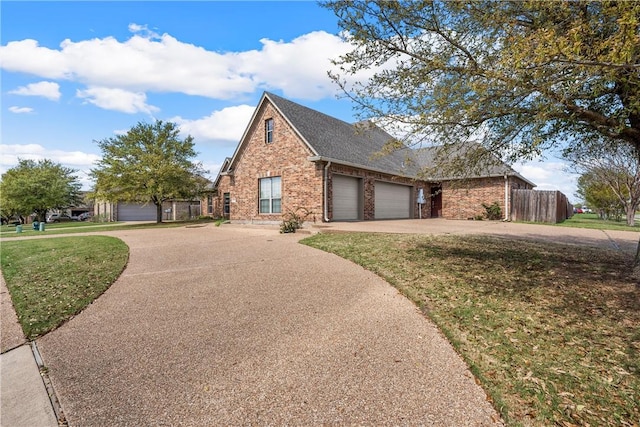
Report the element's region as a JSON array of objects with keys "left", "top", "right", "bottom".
[
  {"left": 1, "top": 276, "right": 58, "bottom": 427},
  {"left": 1, "top": 345, "right": 58, "bottom": 427}
]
